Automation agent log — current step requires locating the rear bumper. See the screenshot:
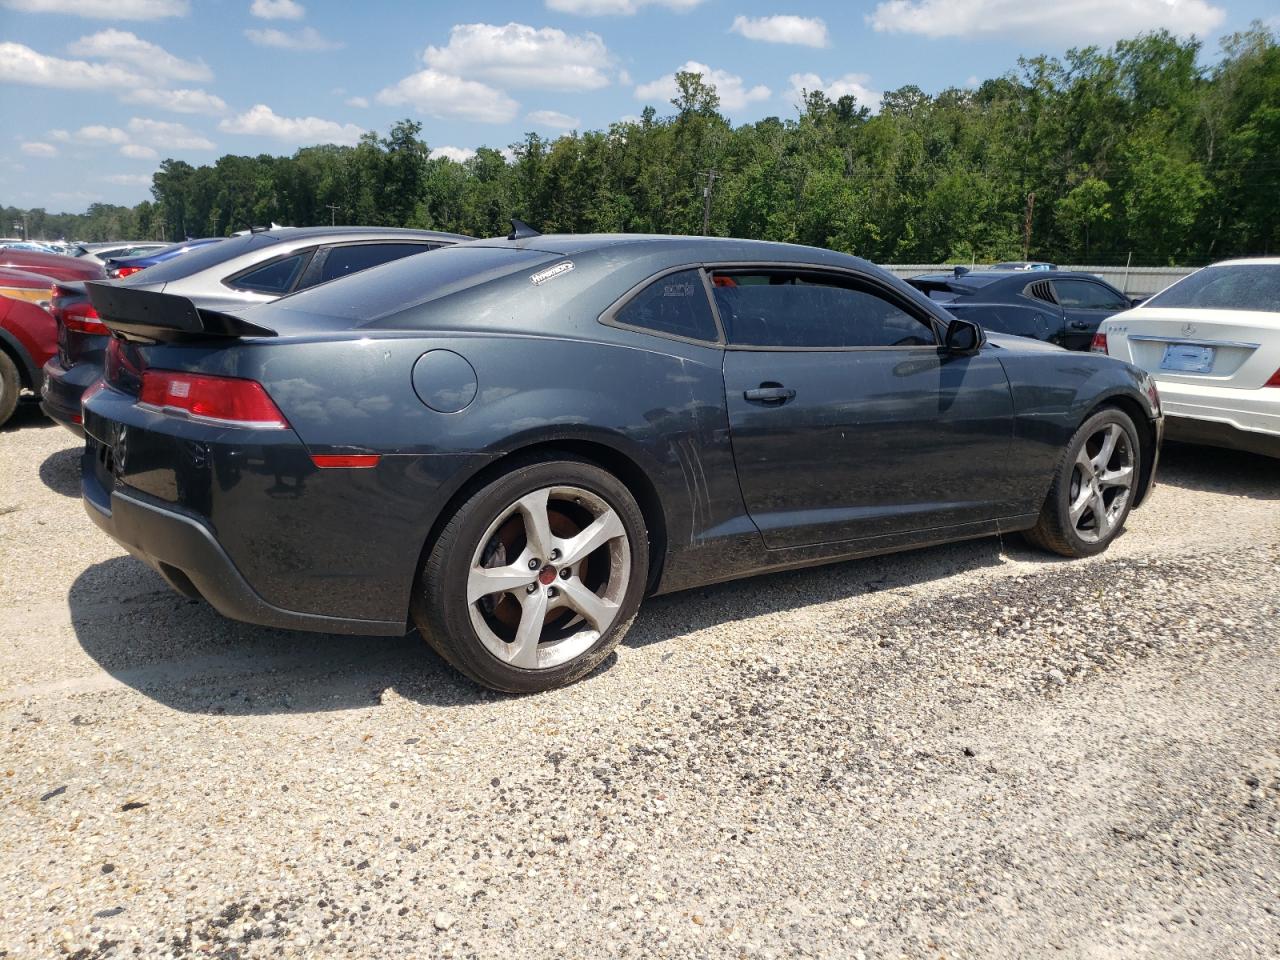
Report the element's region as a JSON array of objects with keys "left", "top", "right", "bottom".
[
  {"left": 1164, "top": 415, "right": 1280, "bottom": 459},
  {"left": 82, "top": 455, "right": 407, "bottom": 636},
  {"left": 1153, "top": 378, "right": 1280, "bottom": 438},
  {"left": 40, "top": 356, "right": 93, "bottom": 436}
]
